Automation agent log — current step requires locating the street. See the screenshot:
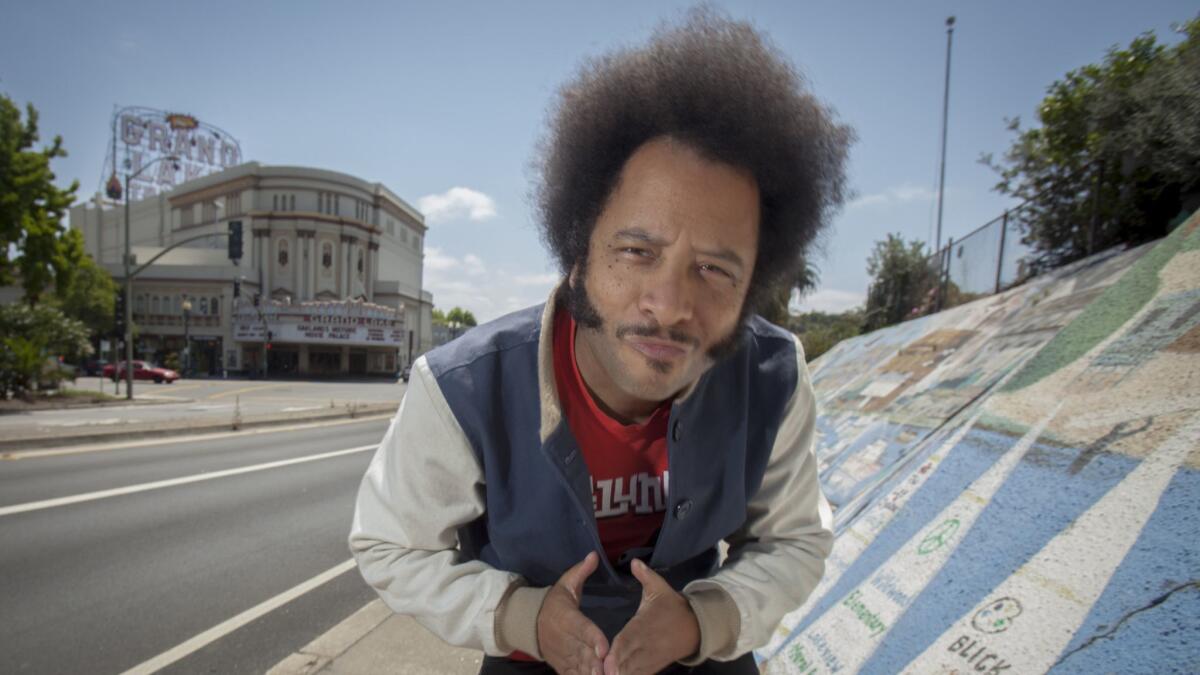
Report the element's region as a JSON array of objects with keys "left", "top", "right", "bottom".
[{"left": 0, "top": 416, "right": 393, "bottom": 674}]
